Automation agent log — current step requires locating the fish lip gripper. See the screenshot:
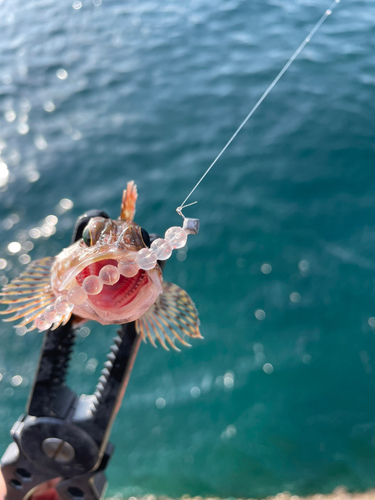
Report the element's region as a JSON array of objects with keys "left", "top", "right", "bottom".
[{"left": 0, "top": 209, "right": 150, "bottom": 500}]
